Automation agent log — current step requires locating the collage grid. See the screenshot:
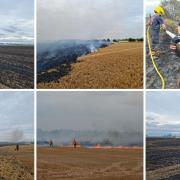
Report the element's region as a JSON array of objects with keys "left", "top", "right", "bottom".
[{"left": 0, "top": 0, "right": 180, "bottom": 180}]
